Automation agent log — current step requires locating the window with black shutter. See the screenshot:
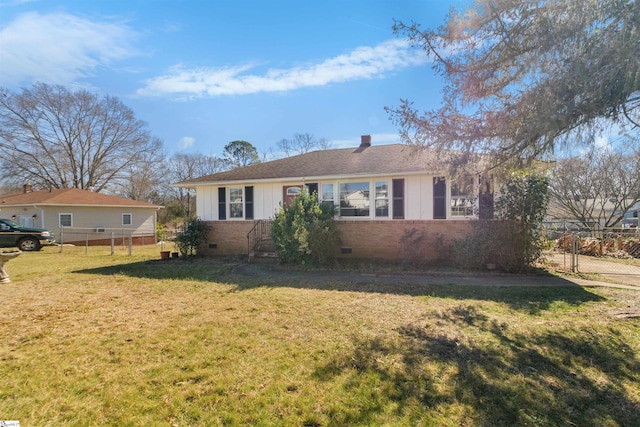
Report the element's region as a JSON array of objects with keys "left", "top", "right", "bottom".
[
  {"left": 433, "top": 177, "right": 446, "bottom": 219},
  {"left": 218, "top": 187, "right": 226, "bottom": 220},
  {"left": 307, "top": 183, "right": 318, "bottom": 198},
  {"left": 245, "top": 186, "right": 254, "bottom": 220},
  {"left": 392, "top": 179, "right": 404, "bottom": 219}
]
